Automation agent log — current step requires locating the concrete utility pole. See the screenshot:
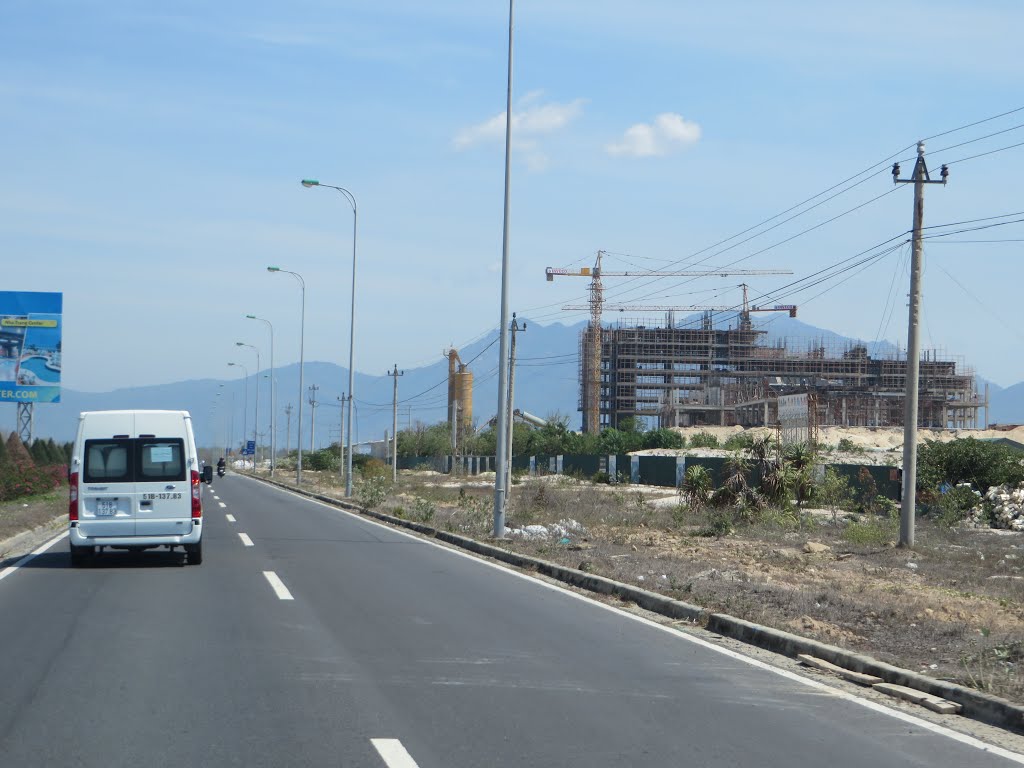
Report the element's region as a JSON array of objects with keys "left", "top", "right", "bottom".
[
  {"left": 492, "top": 0, "right": 515, "bottom": 538},
  {"left": 284, "top": 403, "right": 293, "bottom": 461},
  {"left": 307, "top": 385, "right": 320, "bottom": 452},
  {"left": 893, "top": 141, "right": 948, "bottom": 548},
  {"left": 337, "top": 394, "right": 346, "bottom": 484},
  {"left": 388, "top": 364, "right": 404, "bottom": 483},
  {"left": 504, "top": 314, "right": 526, "bottom": 513}
]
